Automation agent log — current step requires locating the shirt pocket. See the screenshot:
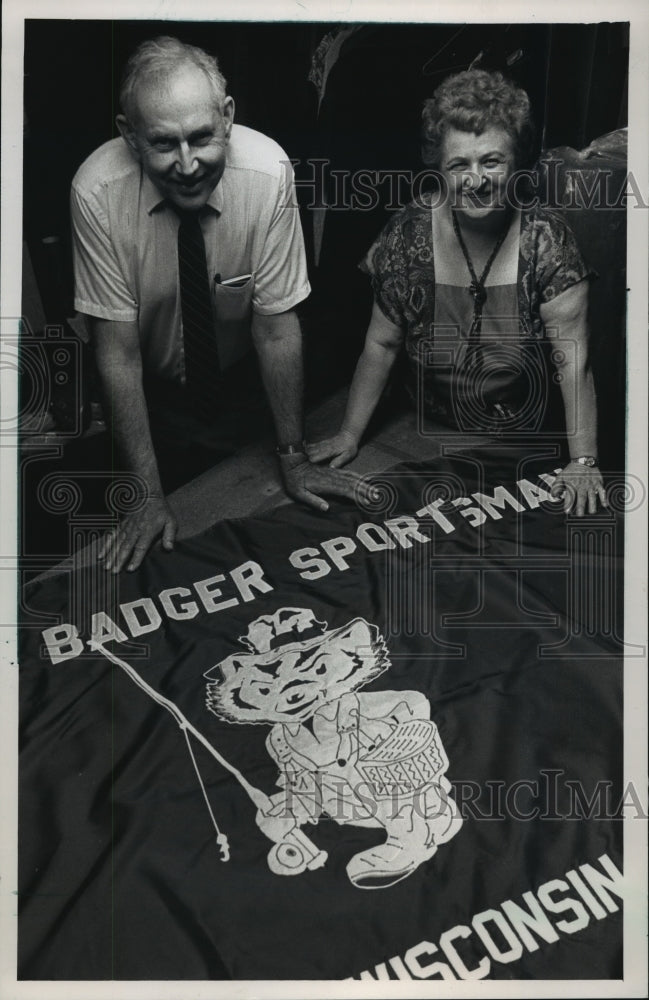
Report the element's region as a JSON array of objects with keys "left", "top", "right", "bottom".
[{"left": 212, "top": 275, "right": 254, "bottom": 369}]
